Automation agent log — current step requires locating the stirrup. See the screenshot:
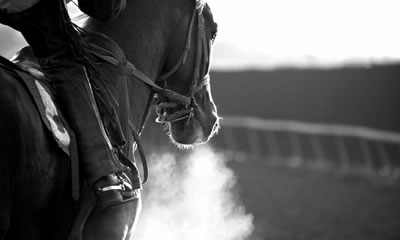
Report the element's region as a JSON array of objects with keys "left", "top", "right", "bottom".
[{"left": 94, "top": 172, "right": 140, "bottom": 208}]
